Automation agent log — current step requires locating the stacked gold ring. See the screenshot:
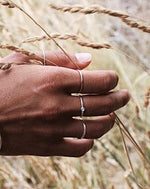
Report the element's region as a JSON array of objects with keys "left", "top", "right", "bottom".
[{"left": 77, "top": 70, "right": 87, "bottom": 139}]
